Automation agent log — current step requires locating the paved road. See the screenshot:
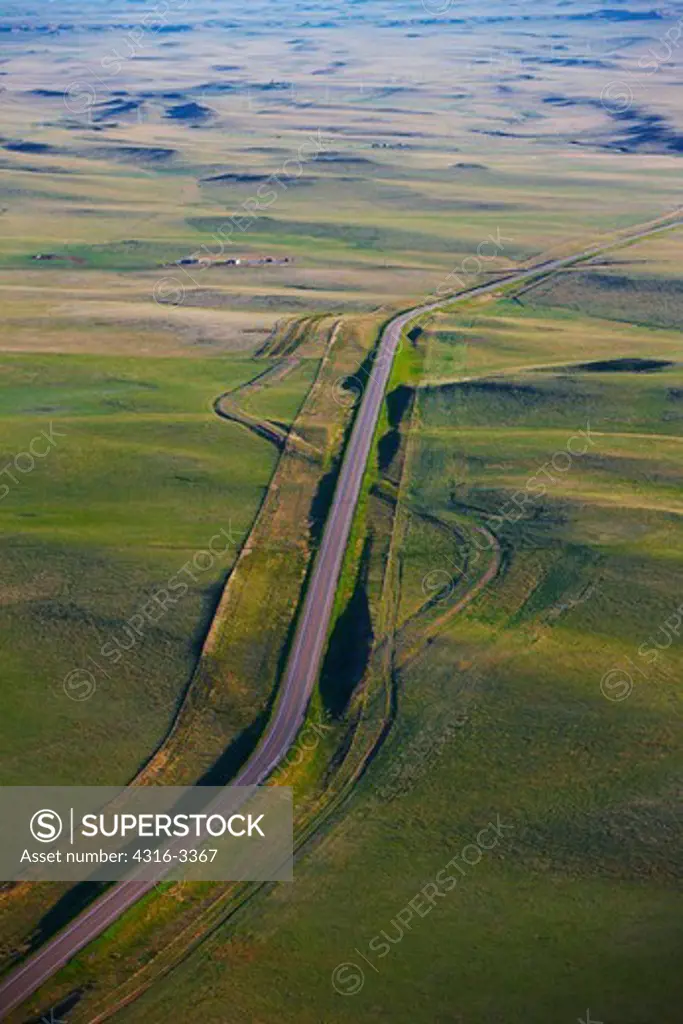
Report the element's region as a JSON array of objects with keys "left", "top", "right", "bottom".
[{"left": 1, "top": 214, "right": 681, "bottom": 1020}]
